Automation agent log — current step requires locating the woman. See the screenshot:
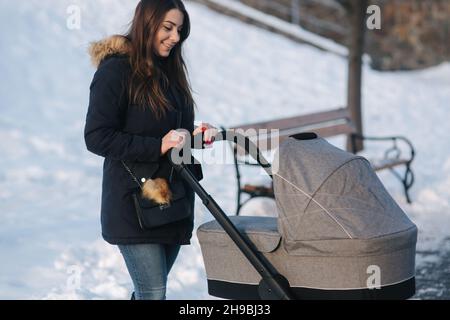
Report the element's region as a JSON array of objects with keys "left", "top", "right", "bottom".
[{"left": 84, "top": 0, "right": 216, "bottom": 300}]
